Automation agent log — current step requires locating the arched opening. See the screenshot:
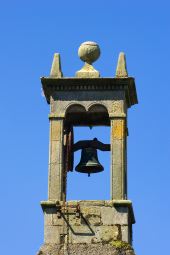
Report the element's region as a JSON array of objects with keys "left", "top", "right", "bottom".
[
  {"left": 64, "top": 103, "right": 110, "bottom": 200},
  {"left": 67, "top": 126, "right": 110, "bottom": 200},
  {"left": 65, "top": 103, "right": 110, "bottom": 126}
]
